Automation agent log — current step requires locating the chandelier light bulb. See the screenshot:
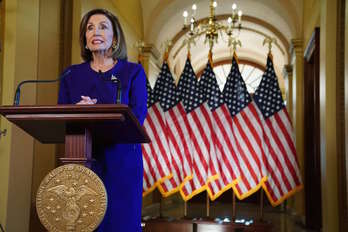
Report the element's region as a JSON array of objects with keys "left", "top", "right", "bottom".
[
  {"left": 238, "top": 10, "right": 242, "bottom": 24},
  {"left": 232, "top": 3, "right": 237, "bottom": 10},
  {"left": 213, "top": 1, "right": 218, "bottom": 8},
  {"left": 227, "top": 17, "right": 232, "bottom": 24},
  {"left": 192, "top": 4, "right": 197, "bottom": 11},
  {"left": 190, "top": 17, "right": 195, "bottom": 31},
  {"left": 183, "top": 11, "right": 188, "bottom": 18}
]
